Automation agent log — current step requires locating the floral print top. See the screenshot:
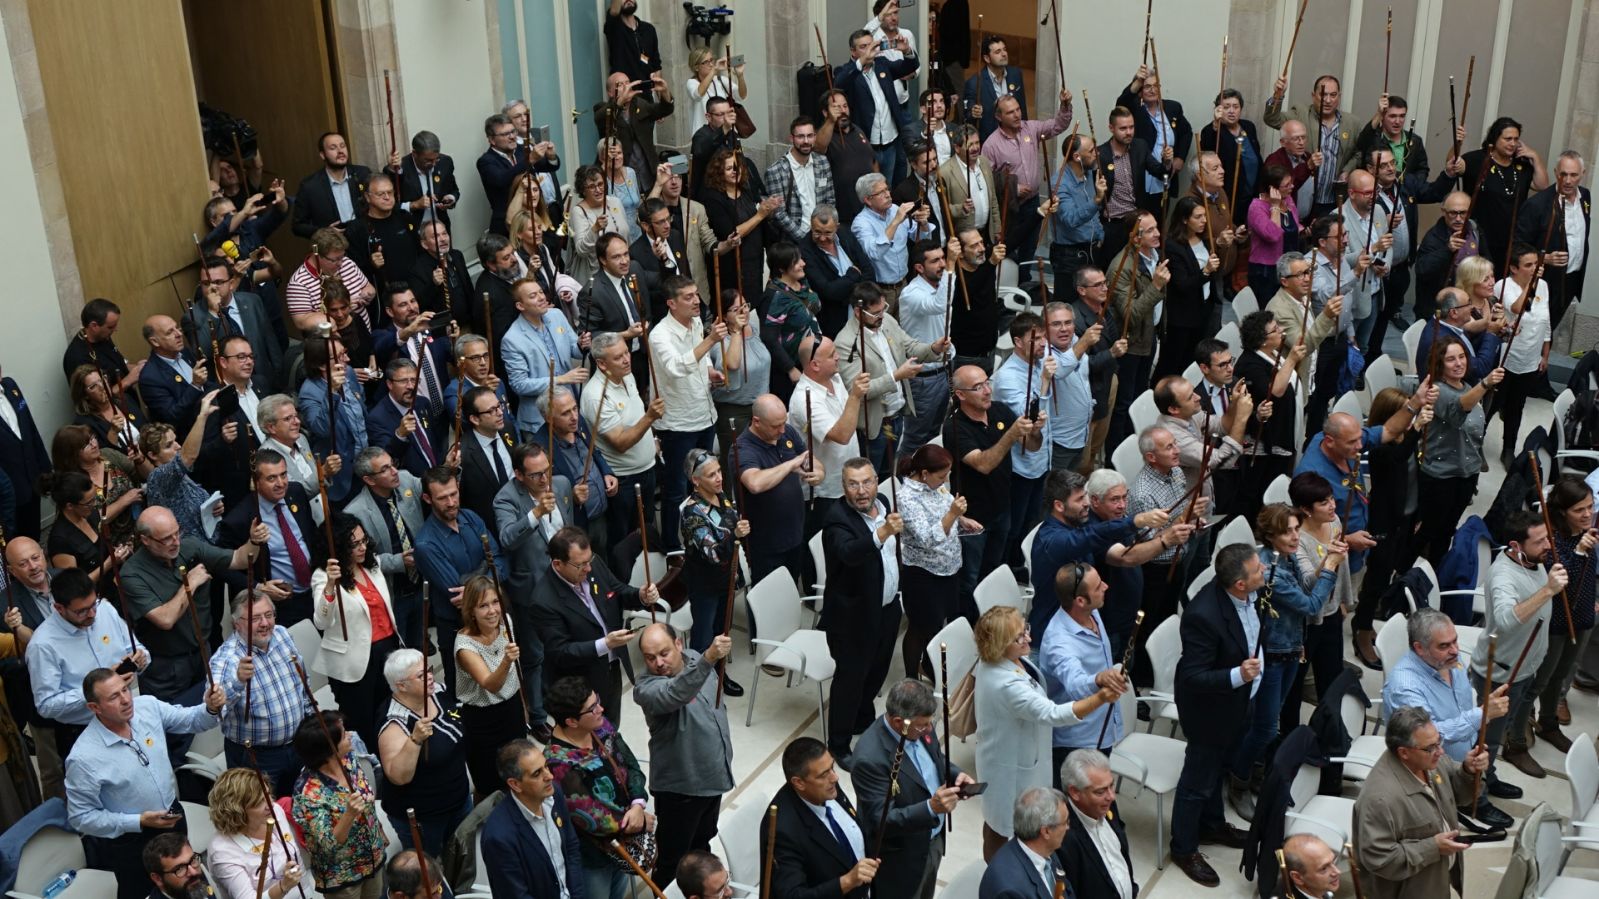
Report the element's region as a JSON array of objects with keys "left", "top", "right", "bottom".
[
  {"left": 545, "top": 721, "right": 648, "bottom": 867},
  {"left": 290, "top": 752, "right": 387, "bottom": 890}
]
